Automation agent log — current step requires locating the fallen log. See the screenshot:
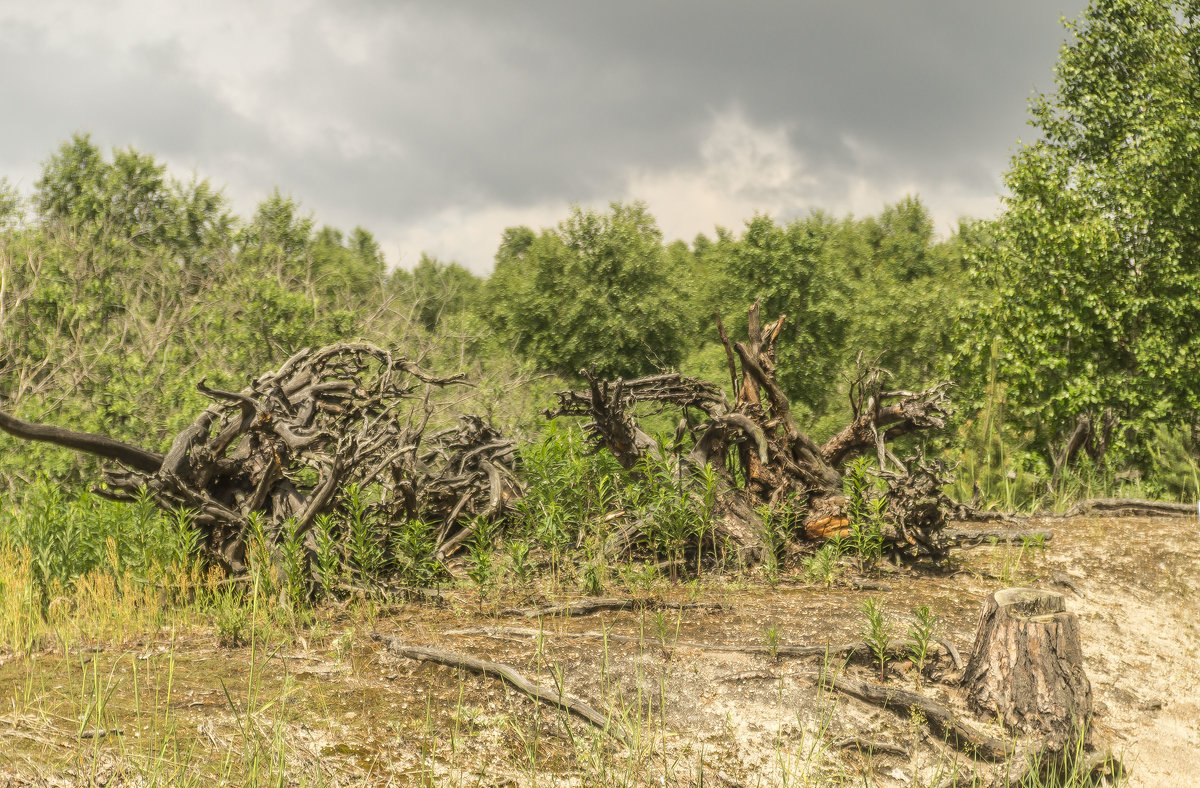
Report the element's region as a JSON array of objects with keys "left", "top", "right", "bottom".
[
  {"left": 371, "top": 633, "right": 627, "bottom": 745},
  {"left": 1059, "top": 497, "right": 1197, "bottom": 518},
  {"left": 816, "top": 674, "right": 1009, "bottom": 761}
]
